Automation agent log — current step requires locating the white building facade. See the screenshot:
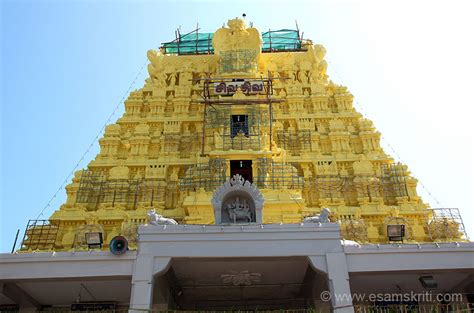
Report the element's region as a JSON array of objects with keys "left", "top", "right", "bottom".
[{"left": 1, "top": 223, "right": 473, "bottom": 312}]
